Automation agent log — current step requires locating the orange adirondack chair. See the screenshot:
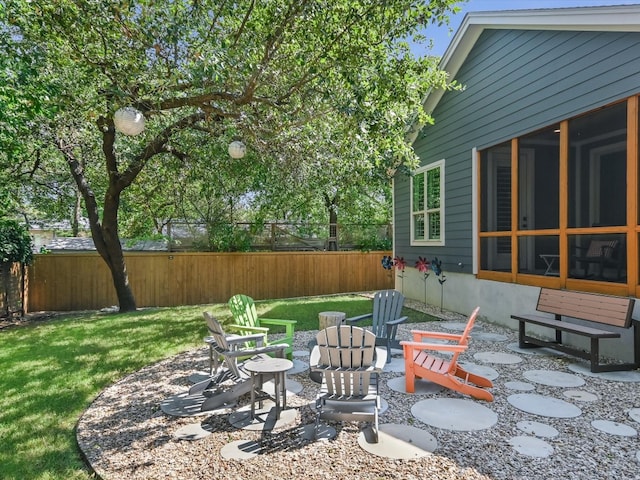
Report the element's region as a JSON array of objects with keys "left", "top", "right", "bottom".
[{"left": 400, "top": 306, "right": 493, "bottom": 401}]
